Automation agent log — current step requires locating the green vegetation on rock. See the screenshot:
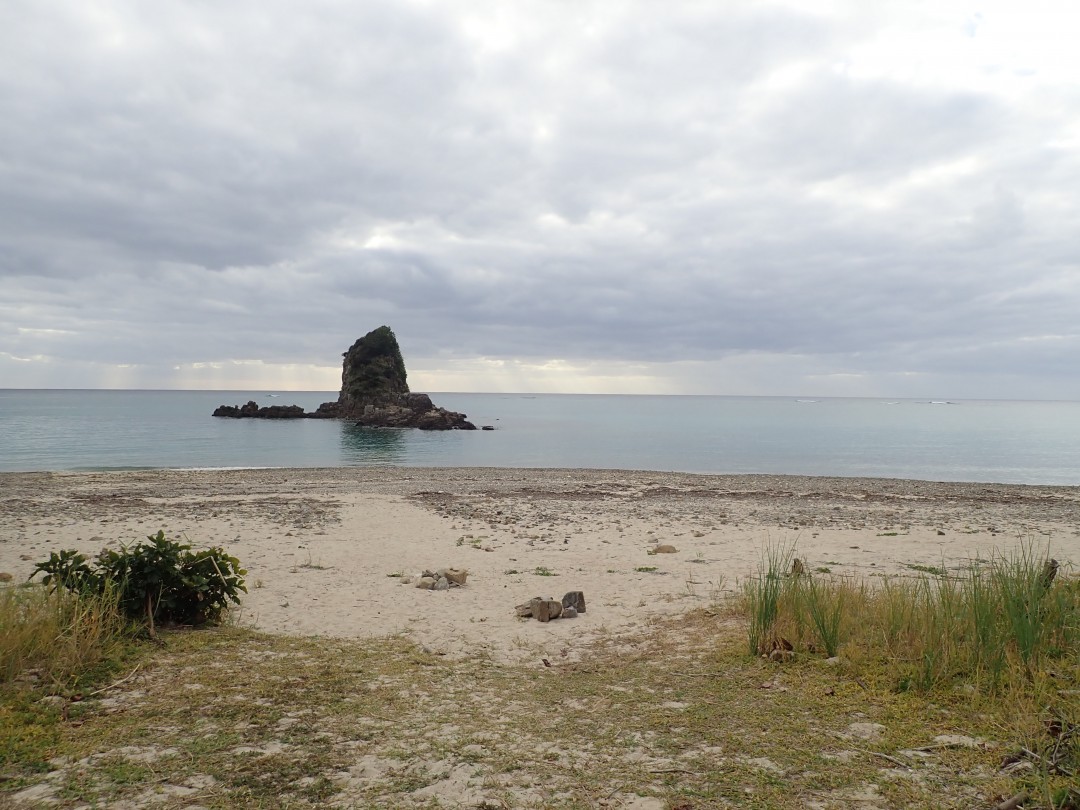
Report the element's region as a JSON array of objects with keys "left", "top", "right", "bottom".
[{"left": 339, "top": 325, "right": 409, "bottom": 406}]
